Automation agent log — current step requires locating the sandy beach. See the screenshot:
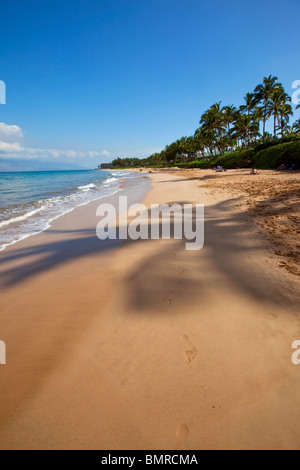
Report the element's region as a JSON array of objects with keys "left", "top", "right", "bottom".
[{"left": 0, "top": 170, "right": 300, "bottom": 450}]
